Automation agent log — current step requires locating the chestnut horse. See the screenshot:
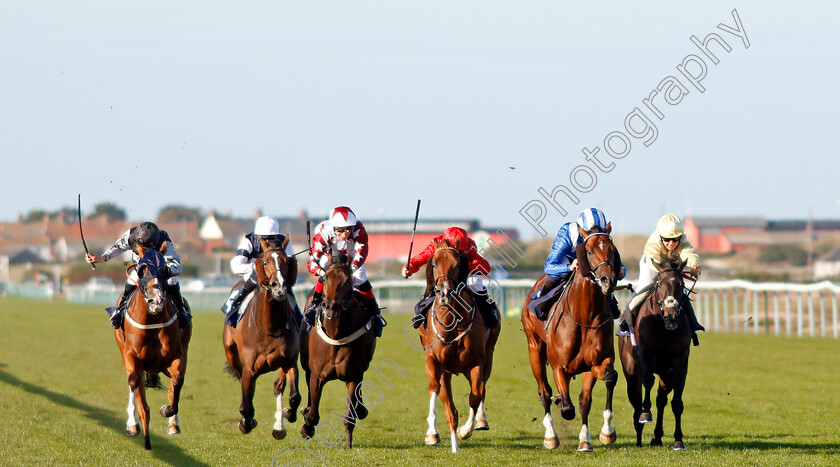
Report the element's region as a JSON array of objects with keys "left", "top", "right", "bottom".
[
  {"left": 299, "top": 254, "right": 377, "bottom": 448},
  {"left": 618, "top": 258, "right": 693, "bottom": 449},
  {"left": 521, "top": 224, "right": 621, "bottom": 452},
  {"left": 419, "top": 239, "right": 501, "bottom": 453},
  {"left": 115, "top": 247, "right": 192, "bottom": 450},
  {"left": 223, "top": 236, "right": 301, "bottom": 439}
]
